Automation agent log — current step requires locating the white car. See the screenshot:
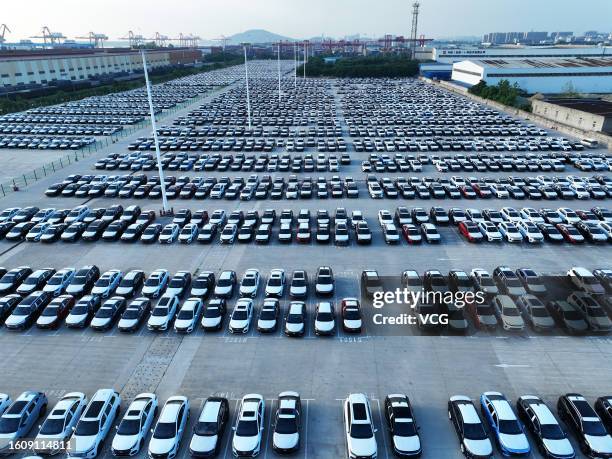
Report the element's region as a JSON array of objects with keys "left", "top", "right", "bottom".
[
  {"left": 567, "top": 267, "right": 606, "bottom": 295},
  {"left": 219, "top": 224, "right": 238, "bottom": 244},
  {"left": 91, "top": 269, "right": 123, "bottom": 298},
  {"left": 265, "top": 269, "right": 286, "bottom": 297},
  {"left": 147, "top": 294, "right": 179, "bottom": 331},
  {"left": 517, "top": 220, "right": 544, "bottom": 243},
  {"left": 148, "top": 396, "right": 189, "bottom": 459},
  {"left": 491, "top": 184, "right": 509, "bottom": 198},
  {"left": 382, "top": 223, "right": 400, "bottom": 244},
  {"left": 257, "top": 298, "right": 280, "bottom": 332},
  {"left": 377, "top": 209, "right": 394, "bottom": 227},
  {"left": 477, "top": 221, "right": 502, "bottom": 242},
  {"left": 500, "top": 207, "right": 522, "bottom": 222},
  {"left": 498, "top": 222, "right": 523, "bottom": 242},
  {"left": 189, "top": 397, "right": 229, "bottom": 457},
  {"left": 174, "top": 298, "right": 203, "bottom": 333},
  {"left": 314, "top": 301, "right": 336, "bottom": 335},
  {"left": 239, "top": 269, "right": 260, "bottom": 298},
  {"left": 43, "top": 268, "right": 76, "bottom": 297},
  {"left": 272, "top": 392, "right": 301, "bottom": 454},
  {"left": 569, "top": 183, "right": 590, "bottom": 199},
  {"left": 142, "top": 269, "right": 169, "bottom": 298},
  {"left": 201, "top": 298, "right": 226, "bottom": 331},
  {"left": 232, "top": 395, "right": 265, "bottom": 458},
  {"left": 229, "top": 298, "right": 253, "bottom": 334},
  {"left": 520, "top": 207, "right": 544, "bottom": 224},
  {"left": 344, "top": 393, "right": 377, "bottom": 459},
  {"left": 159, "top": 223, "right": 180, "bottom": 244},
  {"left": 70, "top": 389, "right": 121, "bottom": 459},
  {"left": 214, "top": 271, "right": 236, "bottom": 298},
  {"left": 557, "top": 208, "right": 580, "bottom": 224},
  {"left": 111, "top": 393, "right": 158, "bottom": 456},
  {"left": 35, "top": 392, "right": 88, "bottom": 455}
]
